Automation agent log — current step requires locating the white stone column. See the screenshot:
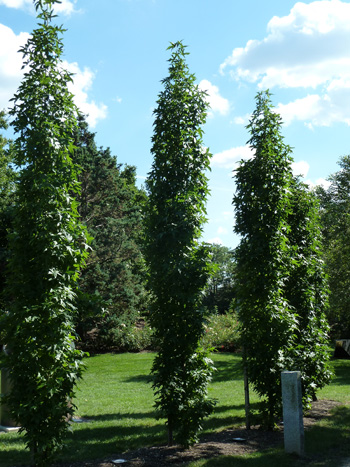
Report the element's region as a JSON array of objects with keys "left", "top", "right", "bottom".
[{"left": 281, "top": 371, "right": 304, "bottom": 456}]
